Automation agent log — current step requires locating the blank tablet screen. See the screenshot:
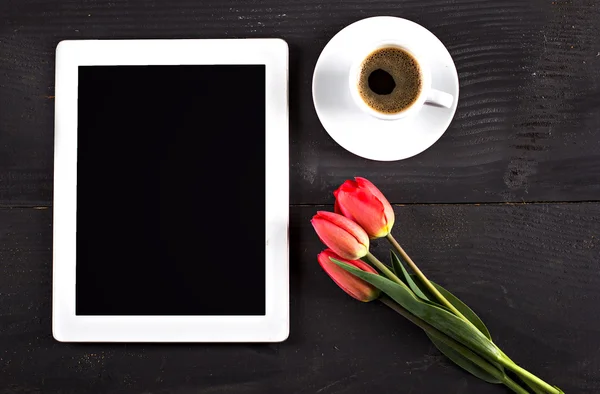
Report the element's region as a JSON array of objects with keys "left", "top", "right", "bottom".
[{"left": 76, "top": 65, "right": 266, "bottom": 316}]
